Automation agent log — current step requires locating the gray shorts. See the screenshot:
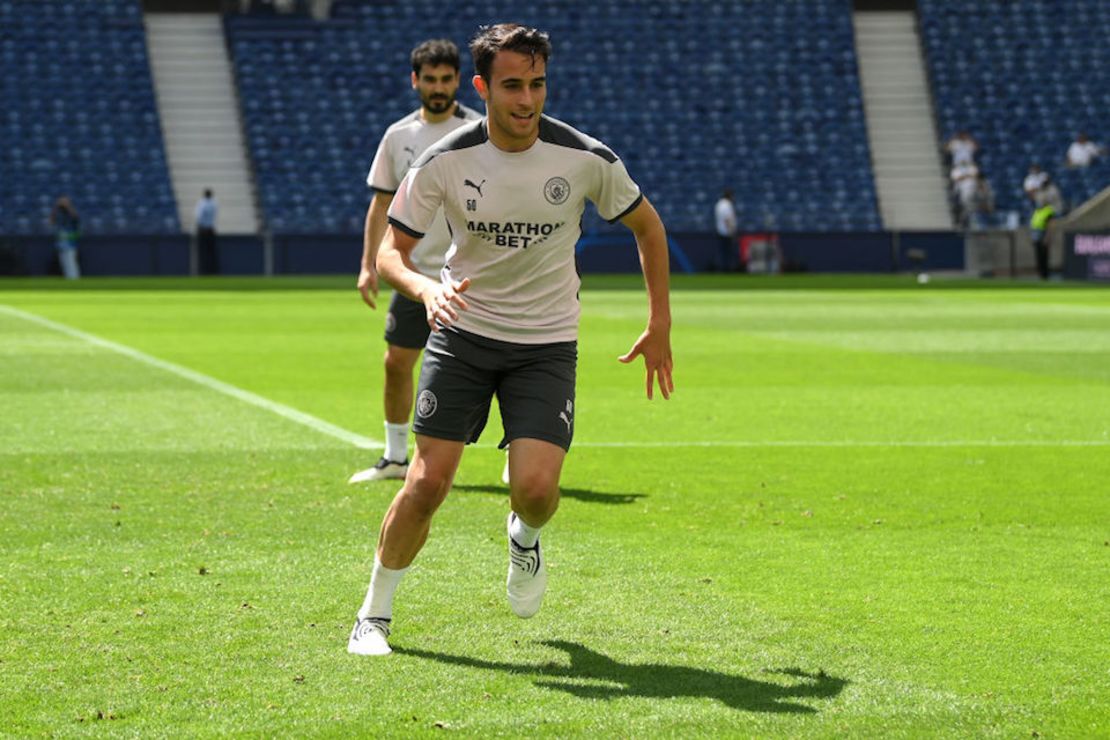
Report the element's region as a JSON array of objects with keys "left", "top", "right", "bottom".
[
  {"left": 384, "top": 292, "right": 431, "bottom": 350},
  {"left": 412, "top": 328, "right": 577, "bottom": 450}
]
